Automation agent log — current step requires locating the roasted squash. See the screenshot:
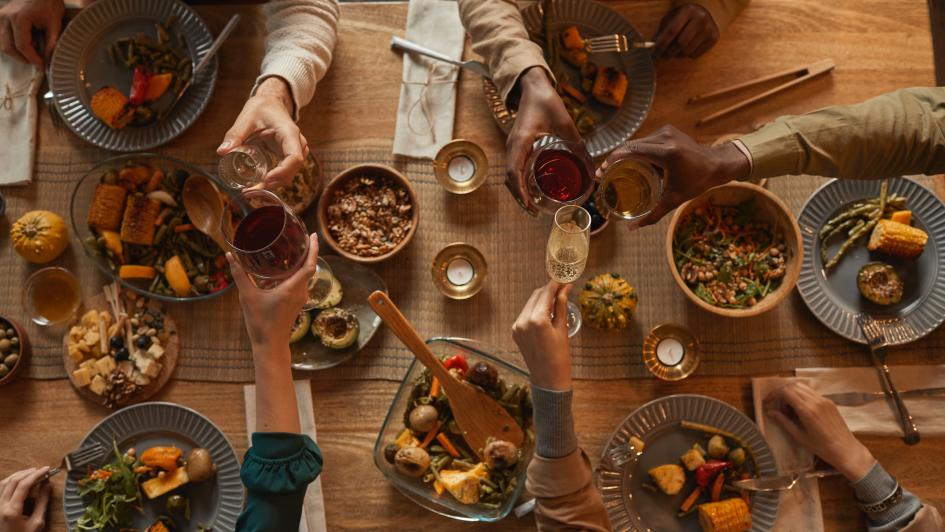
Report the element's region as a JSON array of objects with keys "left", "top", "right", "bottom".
[
  {"left": 141, "top": 446, "right": 182, "bottom": 471},
  {"left": 119, "top": 166, "right": 153, "bottom": 186},
  {"left": 592, "top": 67, "right": 629, "bottom": 107},
  {"left": 101, "top": 230, "right": 124, "bottom": 263},
  {"left": 10, "top": 210, "right": 69, "bottom": 264},
  {"left": 560, "top": 26, "right": 584, "bottom": 50},
  {"left": 889, "top": 210, "right": 912, "bottom": 225},
  {"left": 141, "top": 467, "right": 189, "bottom": 499},
  {"left": 580, "top": 273, "right": 638, "bottom": 330},
  {"left": 119, "top": 194, "right": 161, "bottom": 245},
  {"left": 164, "top": 255, "right": 191, "bottom": 296},
  {"left": 559, "top": 47, "right": 588, "bottom": 67},
  {"left": 90, "top": 86, "right": 133, "bottom": 129},
  {"left": 88, "top": 183, "right": 128, "bottom": 231},
  {"left": 145, "top": 73, "right": 174, "bottom": 102},
  {"left": 649, "top": 464, "right": 686, "bottom": 495},
  {"left": 119, "top": 265, "right": 157, "bottom": 280}
]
